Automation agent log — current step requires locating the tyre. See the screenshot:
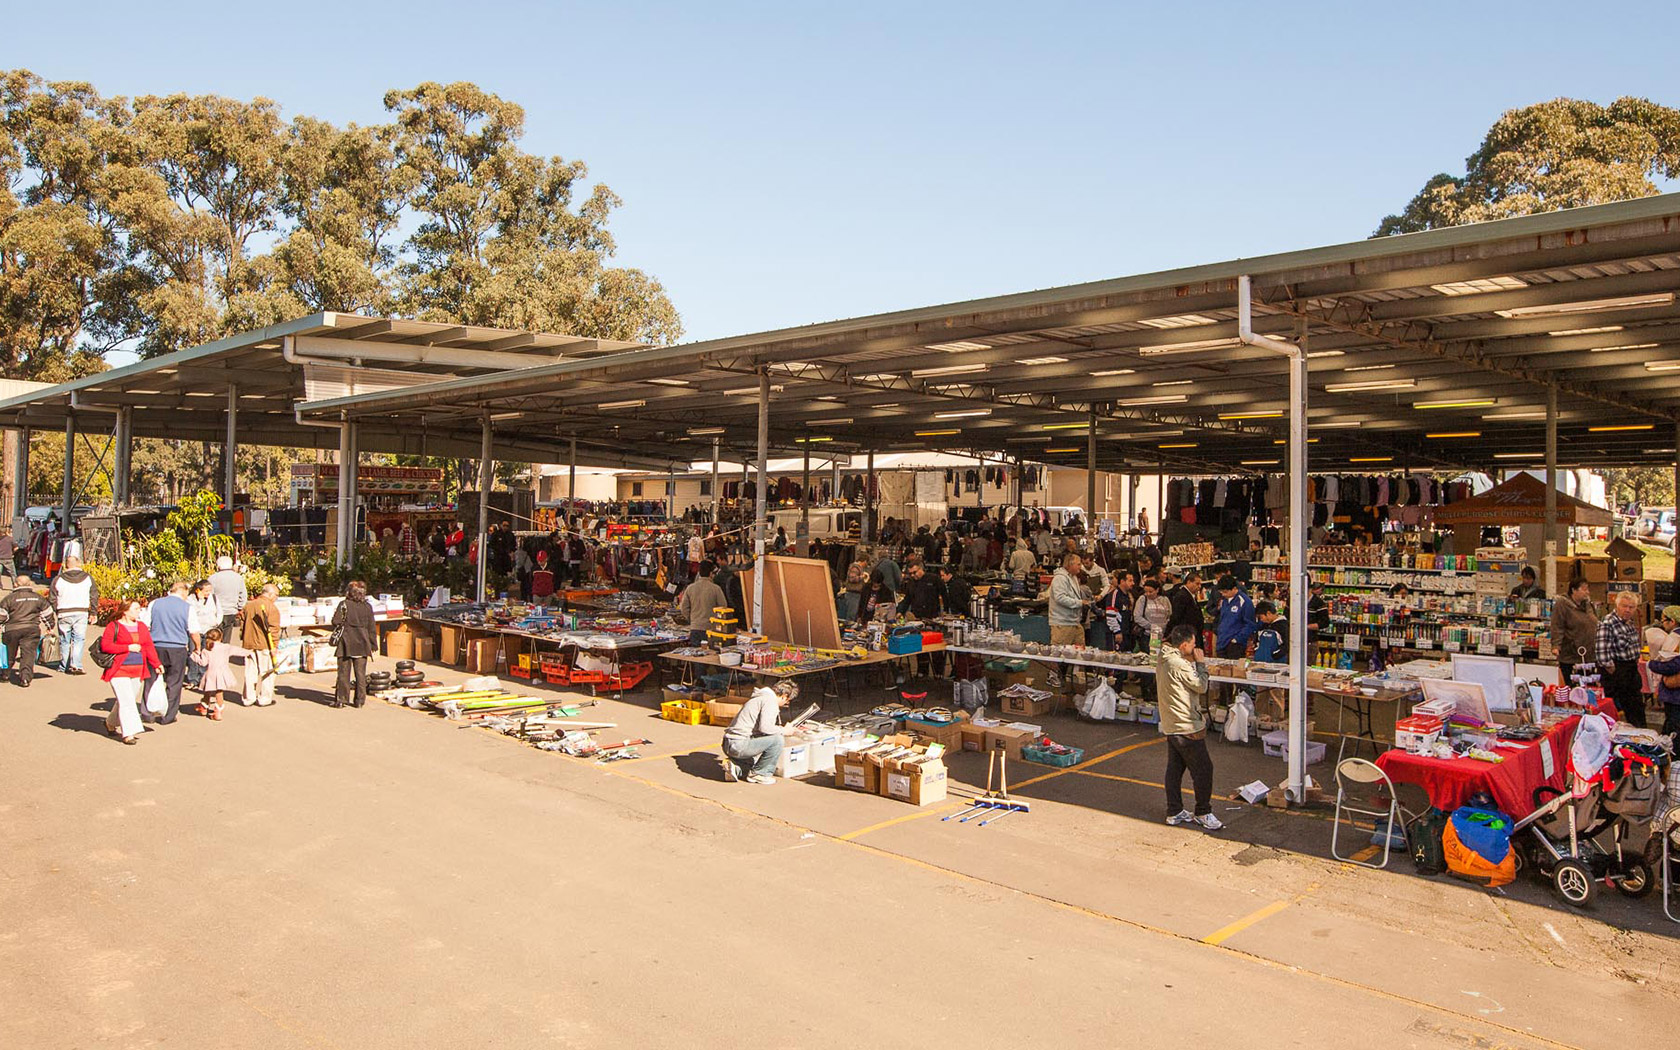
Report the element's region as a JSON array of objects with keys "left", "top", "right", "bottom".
[
  {"left": 1616, "top": 860, "right": 1656, "bottom": 899},
  {"left": 1553, "top": 858, "right": 1594, "bottom": 907}
]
